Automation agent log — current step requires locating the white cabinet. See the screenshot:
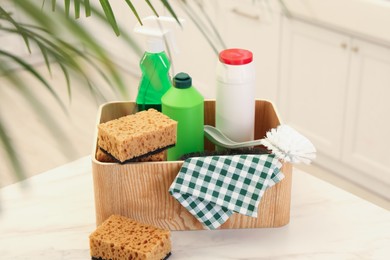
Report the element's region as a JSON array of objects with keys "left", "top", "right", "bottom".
[
  {"left": 280, "top": 18, "right": 390, "bottom": 198},
  {"left": 279, "top": 20, "right": 350, "bottom": 159},
  {"left": 217, "top": 0, "right": 281, "bottom": 102},
  {"left": 343, "top": 39, "right": 390, "bottom": 186}
]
